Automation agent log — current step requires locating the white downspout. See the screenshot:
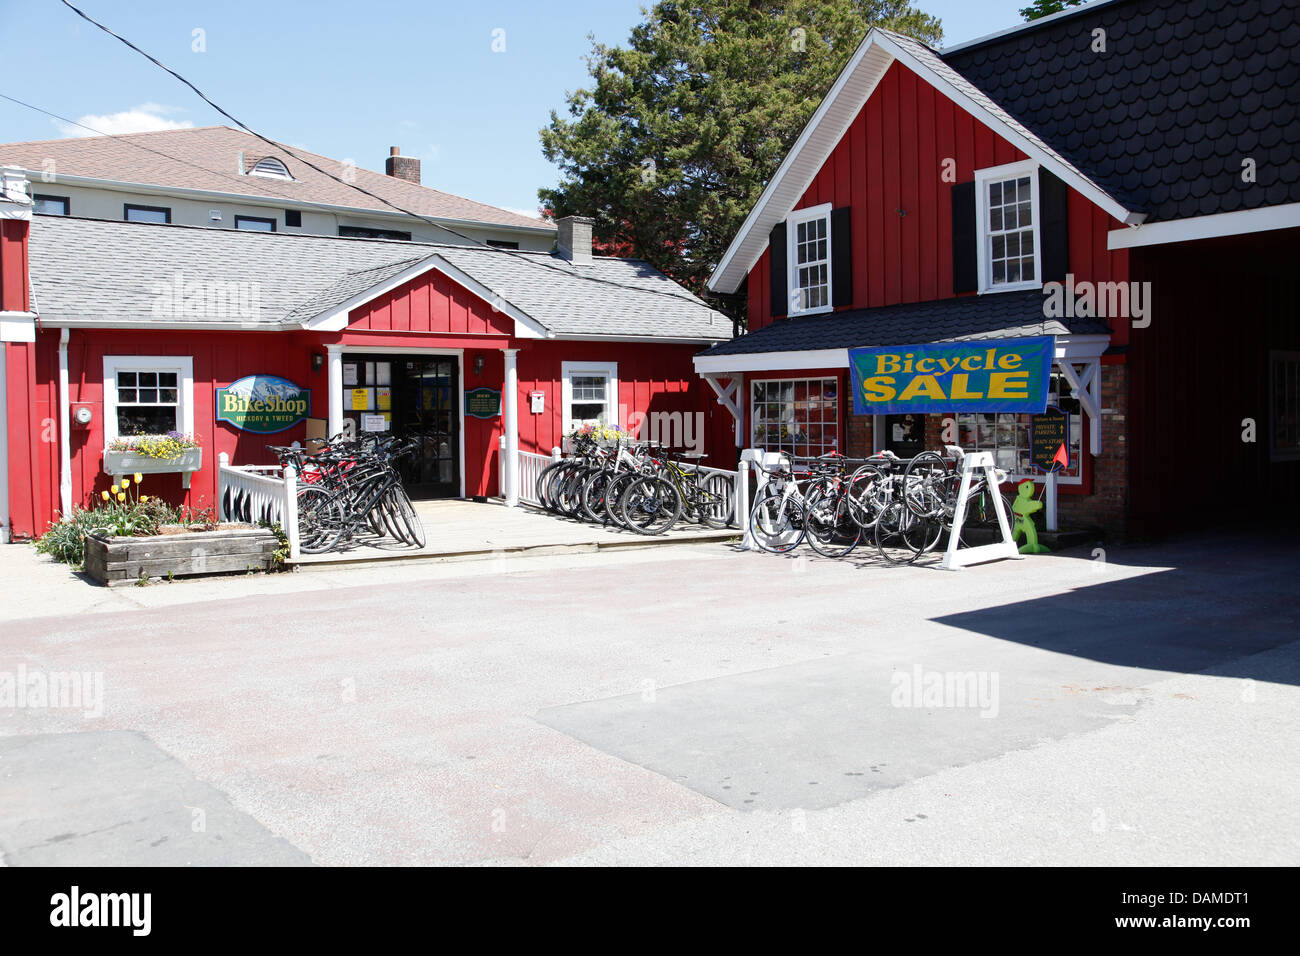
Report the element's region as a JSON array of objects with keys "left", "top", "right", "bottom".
[
  {"left": 58, "top": 328, "right": 72, "bottom": 518},
  {"left": 503, "top": 348, "right": 519, "bottom": 506}
]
